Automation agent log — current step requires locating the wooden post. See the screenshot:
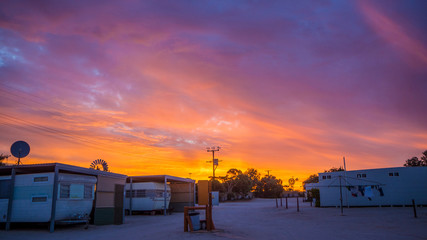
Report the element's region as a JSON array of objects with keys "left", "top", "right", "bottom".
[
  {"left": 280, "top": 197, "right": 283, "bottom": 207},
  {"left": 297, "top": 197, "right": 299, "bottom": 212},
  {"left": 339, "top": 176, "right": 343, "bottom": 216},
  {"left": 412, "top": 199, "right": 417, "bottom": 218},
  {"left": 184, "top": 207, "right": 188, "bottom": 232},
  {"left": 184, "top": 206, "right": 212, "bottom": 232},
  {"left": 275, "top": 198, "right": 278, "bottom": 208},
  {"left": 286, "top": 197, "right": 288, "bottom": 209}
]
